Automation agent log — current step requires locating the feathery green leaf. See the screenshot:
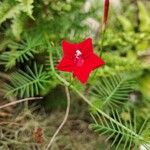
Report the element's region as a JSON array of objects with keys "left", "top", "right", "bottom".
[
  {"left": 4, "top": 63, "right": 50, "bottom": 98},
  {"left": 0, "top": 35, "right": 44, "bottom": 70},
  {"left": 16, "top": 0, "right": 34, "bottom": 18},
  {"left": 90, "top": 110, "right": 150, "bottom": 150},
  {"left": 0, "top": 0, "right": 20, "bottom": 24},
  {"left": 90, "top": 73, "right": 135, "bottom": 109}
]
